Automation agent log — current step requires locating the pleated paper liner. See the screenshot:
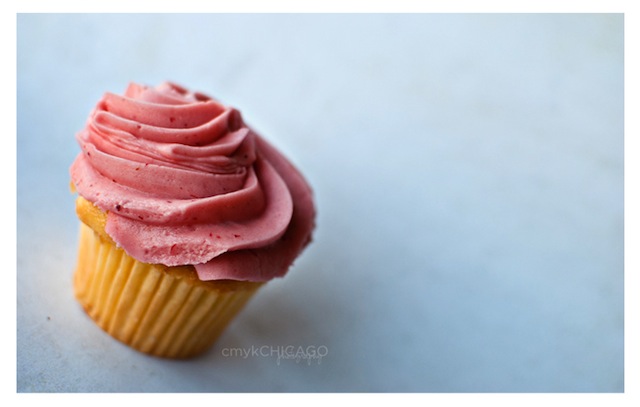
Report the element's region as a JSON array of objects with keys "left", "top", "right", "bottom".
[{"left": 73, "top": 197, "right": 262, "bottom": 358}]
